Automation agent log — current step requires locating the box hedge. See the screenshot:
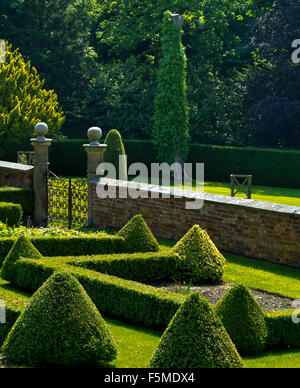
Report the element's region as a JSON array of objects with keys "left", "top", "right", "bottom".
[
  {"left": 0, "top": 202, "right": 22, "bottom": 227},
  {"left": 265, "top": 310, "right": 300, "bottom": 350},
  {"left": 172, "top": 225, "right": 225, "bottom": 284},
  {"left": 0, "top": 187, "right": 34, "bottom": 215},
  {"left": 148, "top": 293, "right": 245, "bottom": 368},
  {"left": 118, "top": 214, "right": 160, "bottom": 253},
  {"left": 215, "top": 285, "right": 268, "bottom": 355},
  {"left": 46, "top": 139, "right": 300, "bottom": 189},
  {"left": 0, "top": 234, "right": 125, "bottom": 267},
  {"left": 2, "top": 271, "right": 117, "bottom": 367},
  {"left": 71, "top": 251, "right": 179, "bottom": 282},
  {"left": 10, "top": 257, "right": 185, "bottom": 328}
]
